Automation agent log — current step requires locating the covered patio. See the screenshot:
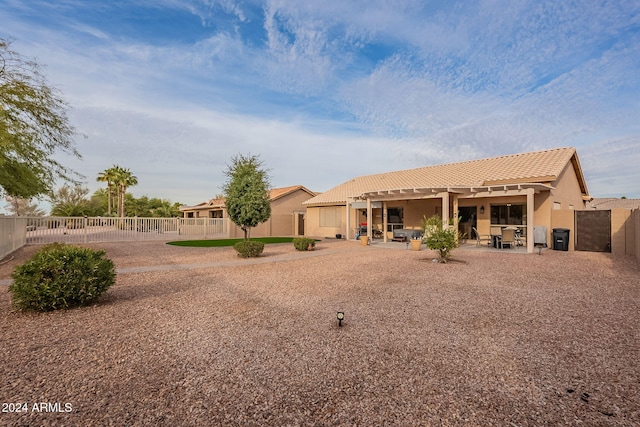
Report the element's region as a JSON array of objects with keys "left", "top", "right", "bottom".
[{"left": 345, "top": 183, "right": 552, "bottom": 254}]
